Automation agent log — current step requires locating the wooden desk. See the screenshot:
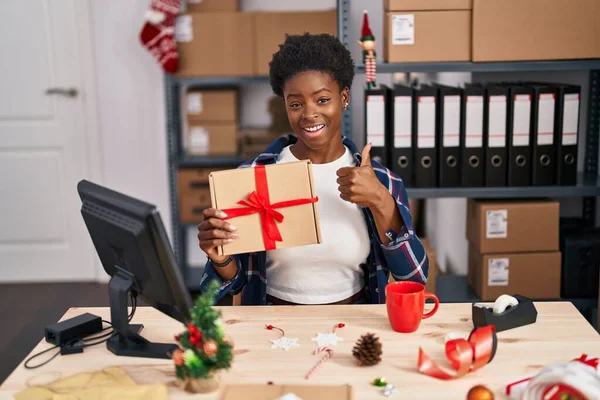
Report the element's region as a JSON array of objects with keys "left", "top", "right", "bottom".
[{"left": 2, "top": 303, "right": 600, "bottom": 399}]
